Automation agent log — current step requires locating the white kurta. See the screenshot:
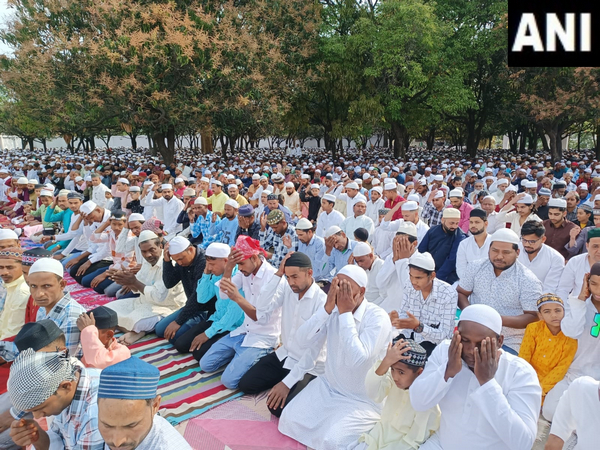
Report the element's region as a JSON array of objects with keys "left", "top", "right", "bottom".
[
  {"left": 337, "top": 192, "right": 368, "bottom": 218},
  {"left": 410, "top": 341, "right": 541, "bottom": 450},
  {"left": 106, "top": 255, "right": 186, "bottom": 330},
  {"left": 517, "top": 243, "right": 564, "bottom": 294},
  {"left": 142, "top": 192, "right": 184, "bottom": 234},
  {"left": 340, "top": 214, "right": 375, "bottom": 240},
  {"left": 556, "top": 253, "right": 591, "bottom": 302},
  {"left": 375, "top": 254, "right": 410, "bottom": 313},
  {"left": 379, "top": 219, "right": 429, "bottom": 245},
  {"left": 91, "top": 183, "right": 110, "bottom": 208},
  {"left": 316, "top": 210, "right": 346, "bottom": 238},
  {"left": 370, "top": 226, "right": 395, "bottom": 260},
  {"left": 279, "top": 301, "right": 392, "bottom": 450},
  {"left": 495, "top": 210, "right": 541, "bottom": 236},
  {"left": 366, "top": 198, "right": 386, "bottom": 224},
  {"left": 486, "top": 211, "right": 504, "bottom": 234},
  {"left": 364, "top": 257, "right": 385, "bottom": 306},
  {"left": 455, "top": 234, "right": 492, "bottom": 281}
]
